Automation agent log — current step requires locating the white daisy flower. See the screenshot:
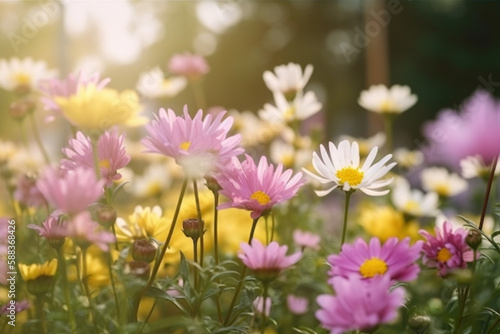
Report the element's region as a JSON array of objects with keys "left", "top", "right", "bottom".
[
  {"left": 303, "top": 140, "right": 396, "bottom": 196},
  {"left": 340, "top": 132, "right": 386, "bottom": 157},
  {"left": 460, "top": 155, "right": 500, "bottom": 179},
  {"left": 358, "top": 84, "right": 417, "bottom": 114},
  {"left": 136, "top": 67, "right": 187, "bottom": 99},
  {"left": 394, "top": 148, "right": 424, "bottom": 169},
  {"left": 228, "top": 110, "right": 283, "bottom": 147},
  {"left": 259, "top": 91, "right": 322, "bottom": 124},
  {"left": 392, "top": 177, "right": 439, "bottom": 217},
  {"left": 421, "top": 167, "right": 468, "bottom": 197},
  {"left": 270, "top": 138, "right": 313, "bottom": 170},
  {"left": 263, "top": 62, "right": 313, "bottom": 97},
  {"left": 0, "top": 57, "right": 56, "bottom": 93}
]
